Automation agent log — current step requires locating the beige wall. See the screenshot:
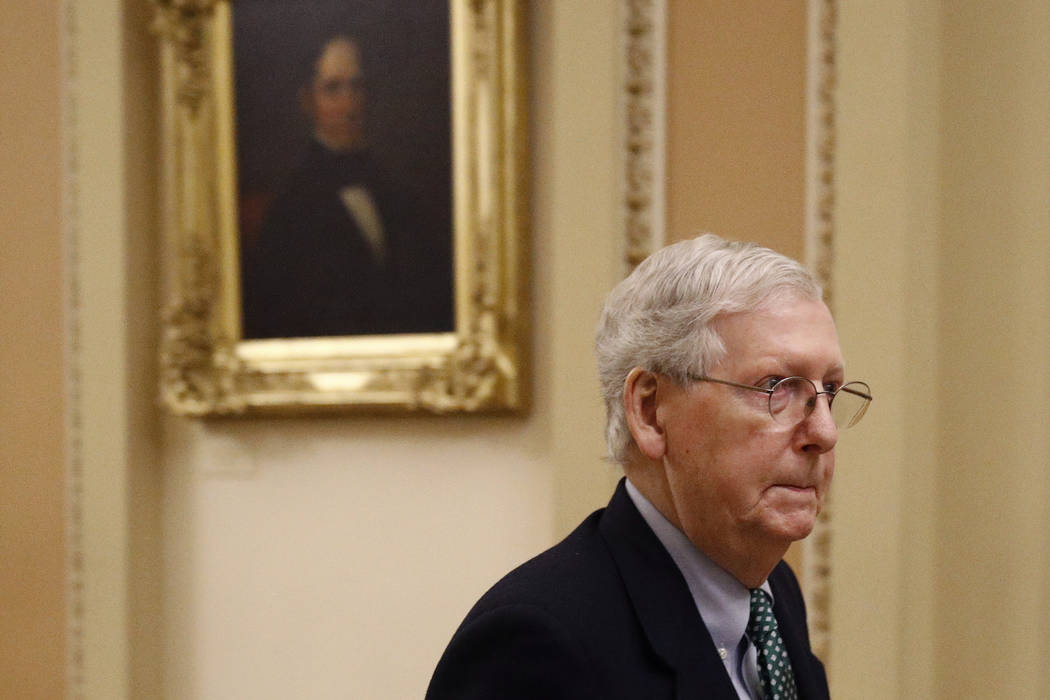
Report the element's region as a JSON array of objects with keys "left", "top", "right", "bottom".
[
  {"left": 68, "top": 1, "right": 621, "bottom": 697},
  {"left": 157, "top": 3, "right": 622, "bottom": 693},
  {"left": 666, "top": 0, "right": 807, "bottom": 260},
  {"left": 21, "top": 0, "right": 1050, "bottom": 697},
  {"left": 935, "top": 1, "right": 1050, "bottom": 695},
  {"left": 0, "top": 1, "right": 66, "bottom": 698},
  {"left": 834, "top": 0, "right": 1050, "bottom": 697}
]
